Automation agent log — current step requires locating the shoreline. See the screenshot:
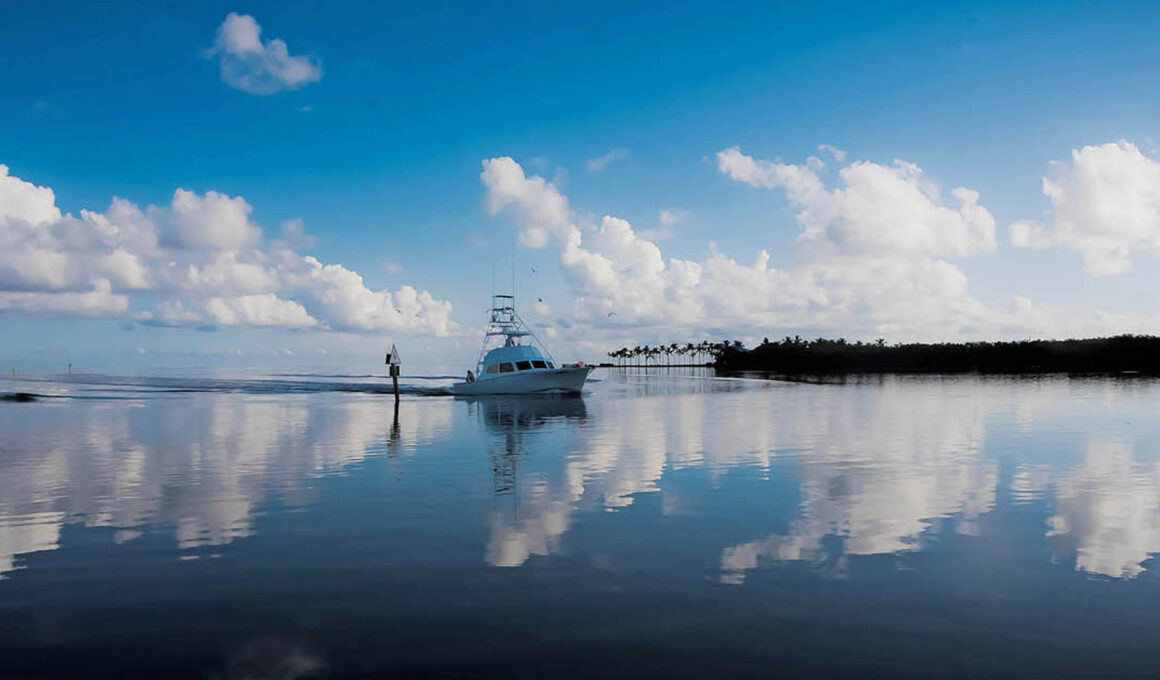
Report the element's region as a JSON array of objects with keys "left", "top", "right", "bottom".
[{"left": 713, "top": 334, "right": 1160, "bottom": 376}]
